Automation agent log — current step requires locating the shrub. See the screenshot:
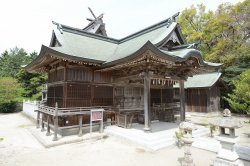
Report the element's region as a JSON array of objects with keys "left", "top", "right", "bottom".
[
  {"left": 0, "top": 101, "right": 18, "bottom": 113},
  {"left": 0, "top": 77, "right": 23, "bottom": 113}
]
